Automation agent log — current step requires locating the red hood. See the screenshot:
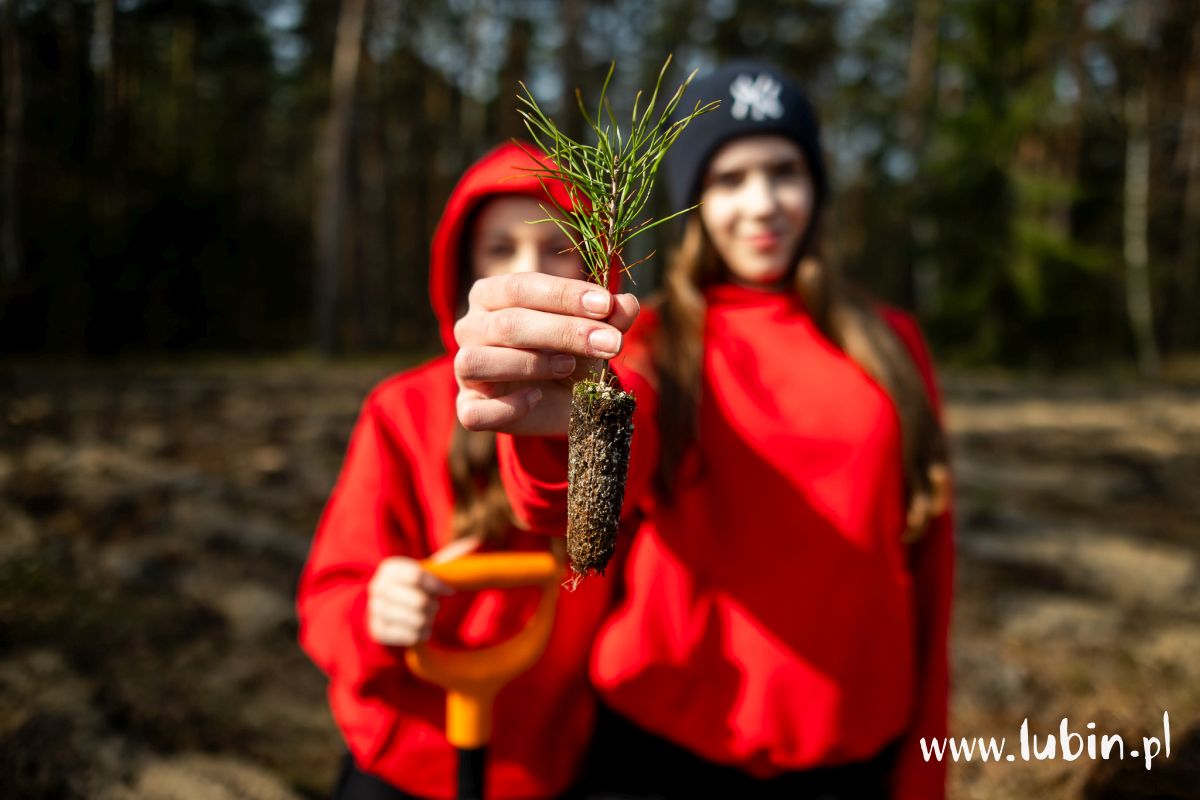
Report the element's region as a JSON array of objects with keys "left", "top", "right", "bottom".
[{"left": 429, "top": 141, "right": 619, "bottom": 353}]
